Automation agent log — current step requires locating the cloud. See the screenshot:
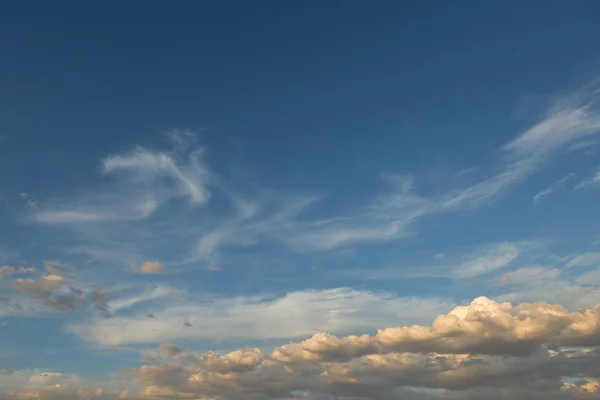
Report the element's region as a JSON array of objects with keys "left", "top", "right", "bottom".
[
  {"left": 21, "top": 84, "right": 600, "bottom": 272},
  {"left": 159, "top": 343, "right": 182, "bottom": 357},
  {"left": 498, "top": 266, "right": 562, "bottom": 286},
  {"left": 533, "top": 188, "right": 554, "bottom": 204},
  {"left": 31, "top": 131, "right": 210, "bottom": 225},
  {"left": 138, "top": 261, "right": 164, "bottom": 274},
  {"left": 0, "top": 265, "right": 36, "bottom": 280},
  {"left": 563, "top": 379, "right": 600, "bottom": 394},
  {"left": 276, "top": 84, "right": 600, "bottom": 252},
  {"left": 566, "top": 253, "right": 600, "bottom": 268},
  {"left": 453, "top": 243, "right": 520, "bottom": 279},
  {"left": 19, "top": 192, "right": 38, "bottom": 209},
  {"left": 102, "top": 147, "right": 209, "bottom": 206},
  {"left": 270, "top": 296, "right": 600, "bottom": 363},
  {"left": 532, "top": 173, "right": 577, "bottom": 204},
  {"left": 7, "top": 297, "right": 600, "bottom": 399},
  {"left": 574, "top": 168, "right": 600, "bottom": 190},
  {"left": 11, "top": 274, "right": 84, "bottom": 312},
  {"left": 0, "top": 369, "right": 134, "bottom": 399},
  {"left": 68, "top": 288, "right": 452, "bottom": 346},
  {"left": 107, "top": 285, "right": 177, "bottom": 313}
]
